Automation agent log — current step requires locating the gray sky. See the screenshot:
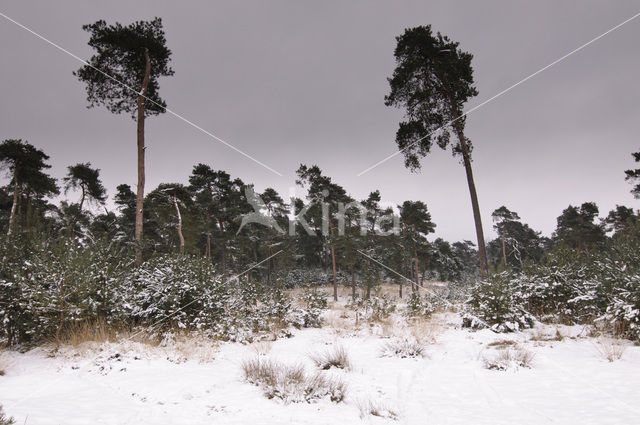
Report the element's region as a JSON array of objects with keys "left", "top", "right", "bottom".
[{"left": 1, "top": 0, "right": 639, "bottom": 242}]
